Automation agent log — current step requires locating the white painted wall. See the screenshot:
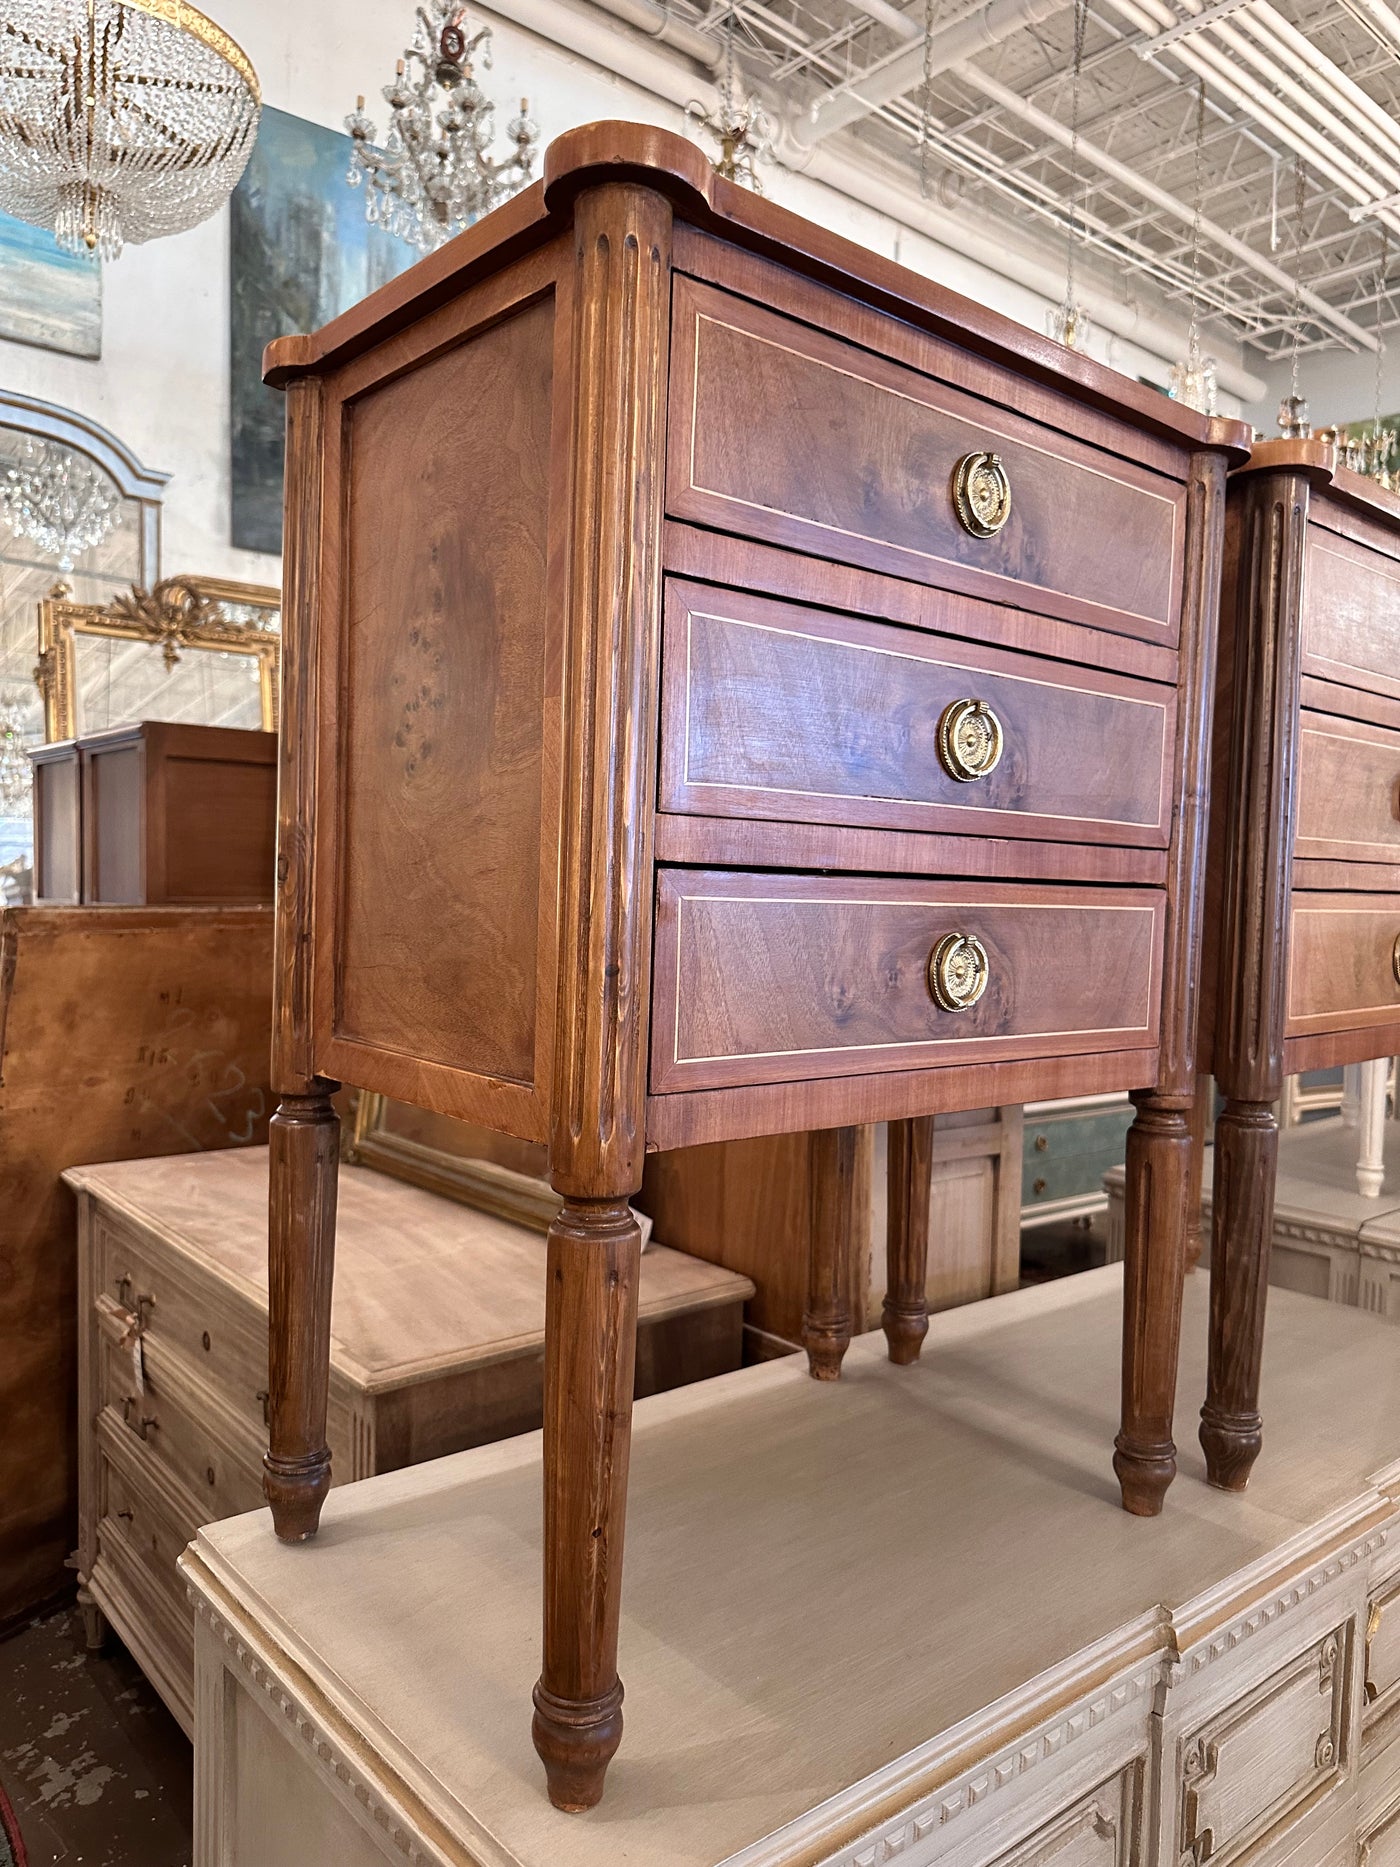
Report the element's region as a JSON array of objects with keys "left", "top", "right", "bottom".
[
  {"left": 1243, "top": 342, "right": 1399, "bottom": 436},
  {"left": 0, "top": 0, "right": 1250, "bottom": 591}
]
